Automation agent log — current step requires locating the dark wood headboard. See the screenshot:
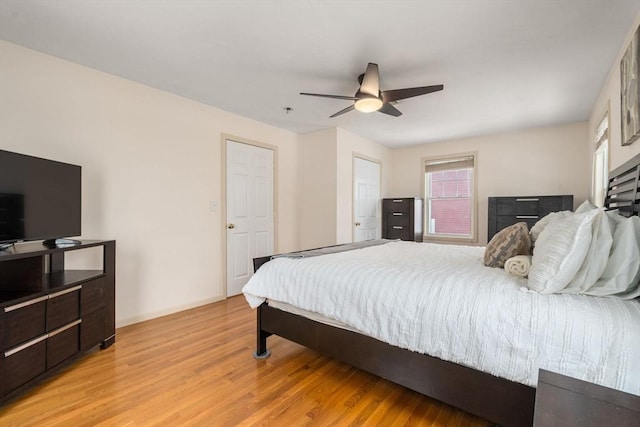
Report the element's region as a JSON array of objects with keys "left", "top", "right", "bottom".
[{"left": 605, "top": 152, "right": 640, "bottom": 217}]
